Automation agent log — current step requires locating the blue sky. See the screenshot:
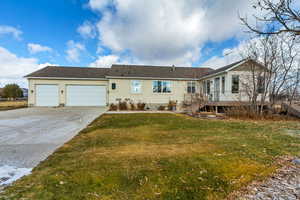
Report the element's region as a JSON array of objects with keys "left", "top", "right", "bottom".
[
  {"left": 0, "top": 0, "right": 97, "bottom": 65},
  {"left": 0, "top": 0, "right": 257, "bottom": 87}
]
